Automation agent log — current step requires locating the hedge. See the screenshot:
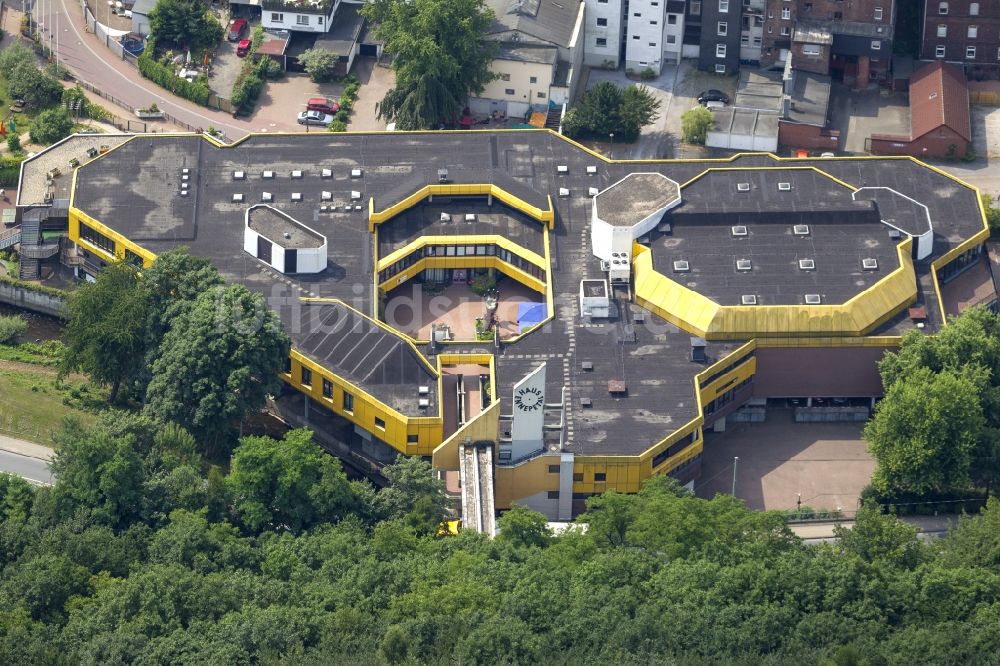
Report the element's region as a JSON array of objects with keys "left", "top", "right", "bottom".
[
  {"left": 0, "top": 155, "right": 26, "bottom": 187},
  {"left": 0, "top": 272, "right": 69, "bottom": 299},
  {"left": 137, "top": 38, "right": 211, "bottom": 107}
]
